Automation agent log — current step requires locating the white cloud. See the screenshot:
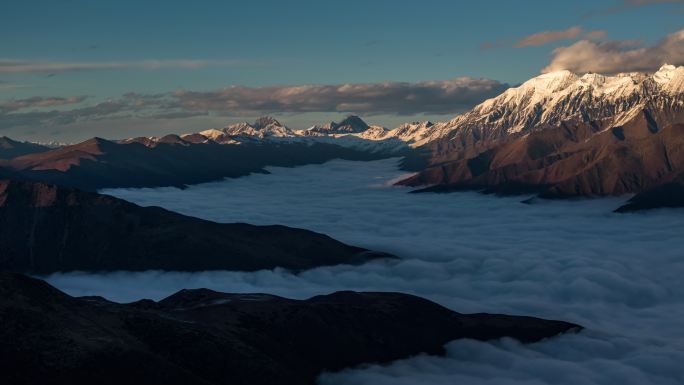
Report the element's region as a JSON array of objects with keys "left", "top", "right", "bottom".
[
  {"left": 45, "top": 158, "right": 684, "bottom": 385},
  {"left": 543, "top": 28, "right": 684, "bottom": 73}
]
